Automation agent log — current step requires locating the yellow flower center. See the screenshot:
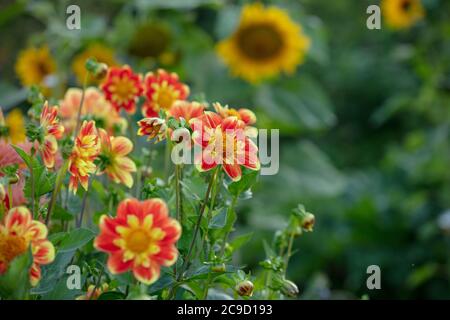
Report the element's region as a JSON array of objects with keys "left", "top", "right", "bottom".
[
  {"left": 112, "top": 78, "right": 137, "bottom": 103},
  {"left": 236, "top": 24, "right": 283, "bottom": 61},
  {"left": 125, "top": 229, "right": 152, "bottom": 253},
  {"left": 155, "top": 86, "right": 177, "bottom": 110},
  {"left": 0, "top": 234, "right": 28, "bottom": 268}
]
